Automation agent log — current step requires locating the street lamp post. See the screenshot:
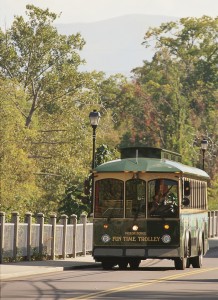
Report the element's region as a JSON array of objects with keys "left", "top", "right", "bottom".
[
  {"left": 89, "top": 110, "right": 101, "bottom": 211},
  {"left": 89, "top": 110, "right": 101, "bottom": 169},
  {"left": 201, "top": 138, "right": 208, "bottom": 170}
]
